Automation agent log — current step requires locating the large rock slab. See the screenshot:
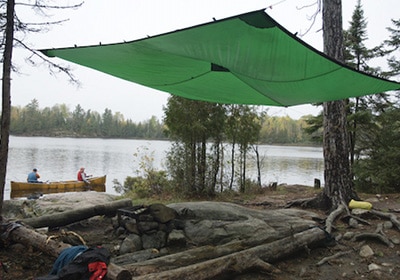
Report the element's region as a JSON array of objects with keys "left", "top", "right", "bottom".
[
  {"left": 168, "top": 201, "right": 321, "bottom": 246},
  {"left": 3, "top": 191, "right": 120, "bottom": 219}
]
